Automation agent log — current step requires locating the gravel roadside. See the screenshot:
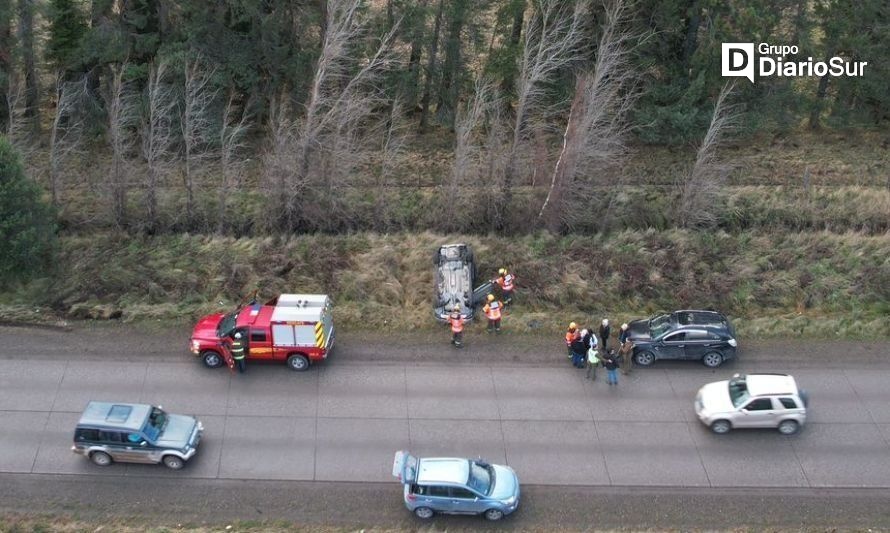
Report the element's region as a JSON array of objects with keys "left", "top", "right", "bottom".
[
  {"left": 2, "top": 474, "right": 890, "bottom": 530},
  {"left": 1, "top": 321, "right": 888, "bottom": 368}
]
